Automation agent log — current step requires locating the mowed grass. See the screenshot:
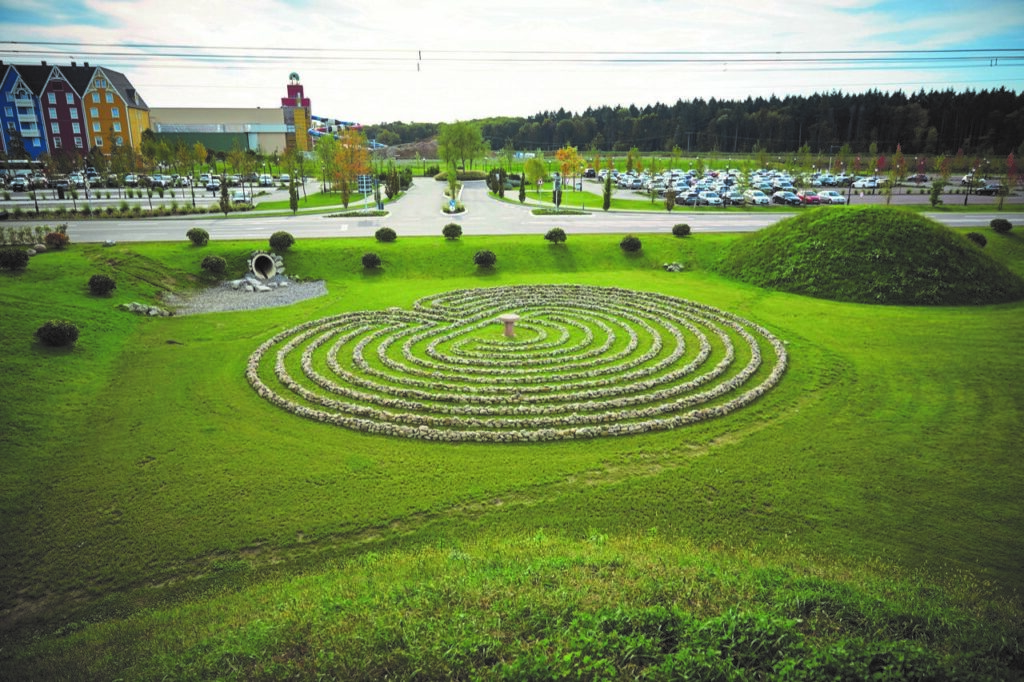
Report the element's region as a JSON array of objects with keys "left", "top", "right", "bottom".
[{"left": 1, "top": 227, "right": 1022, "bottom": 675}]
